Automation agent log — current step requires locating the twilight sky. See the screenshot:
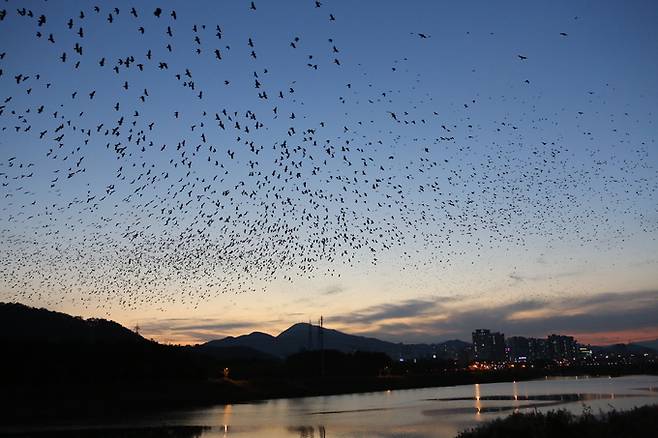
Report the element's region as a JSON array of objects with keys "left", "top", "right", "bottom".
[{"left": 1, "top": 1, "right": 657, "bottom": 345}]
